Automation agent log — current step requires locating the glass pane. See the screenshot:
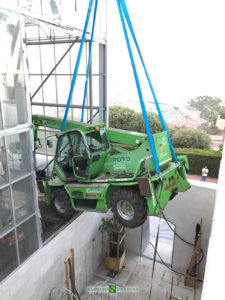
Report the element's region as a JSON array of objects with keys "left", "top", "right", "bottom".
[
  {"left": 57, "top": 75, "right": 71, "bottom": 104},
  {"left": 55, "top": 44, "right": 70, "bottom": 74},
  {"left": 45, "top": 106, "right": 57, "bottom": 117},
  {"left": 0, "top": 230, "right": 18, "bottom": 281},
  {"left": 0, "top": 9, "right": 23, "bottom": 73},
  {"left": 56, "top": 134, "right": 70, "bottom": 162},
  {"left": 86, "top": 129, "right": 109, "bottom": 152},
  {"left": 1, "top": 73, "right": 28, "bottom": 128},
  {"left": 0, "top": 137, "right": 9, "bottom": 186},
  {"left": 17, "top": 216, "right": 39, "bottom": 264},
  {"left": 7, "top": 131, "right": 31, "bottom": 181},
  {"left": 0, "top": 187, "right": 13, "bottom": 234},
  {"left": 29, "top": 76, "right": 43, "bottom": 102},
  {"left": 0, "top": 102, "right": 3, "bottom": 130},
  {"left": 12, "top": 176, "right": 34, "bottom": 224},
  {"left": 40, "top": 44, "right": 55, "bottom": 74},
  {"left": 19, "top": 0, "right": 42, "bottom": 15},
  {"left": 46, "top": 130, "right": 58, "bottom": 156},
  {"left": 32, "top": 105, "right": 44, "bottom": 115}
]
